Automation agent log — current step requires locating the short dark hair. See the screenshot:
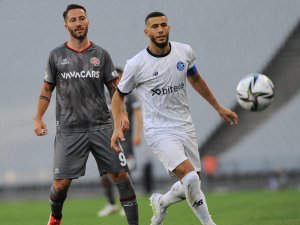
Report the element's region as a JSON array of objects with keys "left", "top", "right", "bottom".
[
  {"left": 145, "top": 11, "right": 167, "bottom": 25},
  {"left": 63, "top": 4, "right": 86, "bottom": 21},
  {"left": 115, "top": 67, "right": 123, "bottom": 74}
]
